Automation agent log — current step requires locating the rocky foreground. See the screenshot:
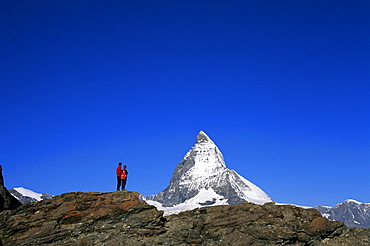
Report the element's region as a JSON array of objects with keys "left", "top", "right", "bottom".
[{"left": 0, "top": 191, "right": 369, "bottom": 245}]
